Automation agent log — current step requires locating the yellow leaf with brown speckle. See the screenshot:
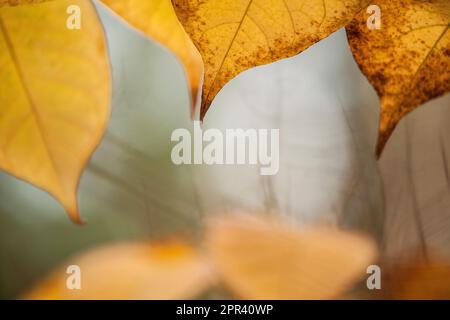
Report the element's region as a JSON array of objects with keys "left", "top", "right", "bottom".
[
  {"left": 24, "top": 240, "right": 213, "bottom": 299},
  {"left": 346, "top": 0, "right": 450, "bottom": 156},
  {"left": 172, "top": 0, "right": 369, "bottom": 119},
  {"left": 0, "top": 0, "right": 50, "bottom": 6}
]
